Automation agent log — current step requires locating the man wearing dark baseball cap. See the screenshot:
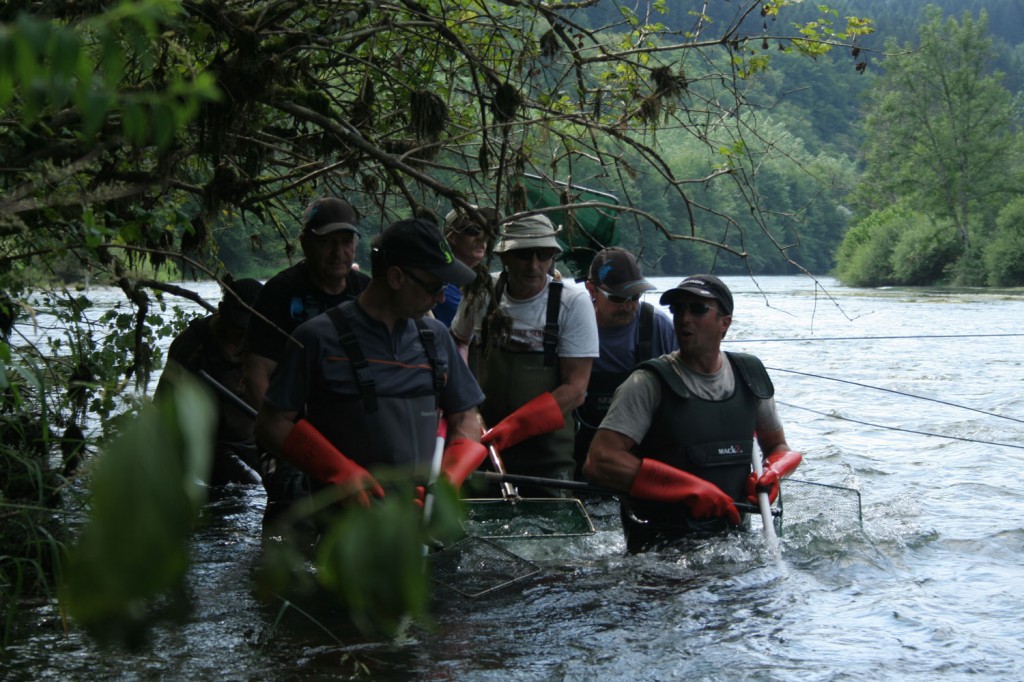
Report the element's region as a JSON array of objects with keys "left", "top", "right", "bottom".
[
  {"left": 574, "top": 248, "right": 676, "bottom": 476},
  {"left": 243, "top": 196, "right": 372, "bottom": 530},
  {"left": 244, "top": 197, "right": 370, "bottom": 407},
  {"left": 257, "top": 218, "right": 487, "bottom": 532},
  {"left": 301, "top": 197, "right": 361, "bottom": 237},
  {"left": 584, "top": 273, "right": 803, "bottom": 553},
  {"left": 371, "top": 217, "right": 476, "bottom": 290}
]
